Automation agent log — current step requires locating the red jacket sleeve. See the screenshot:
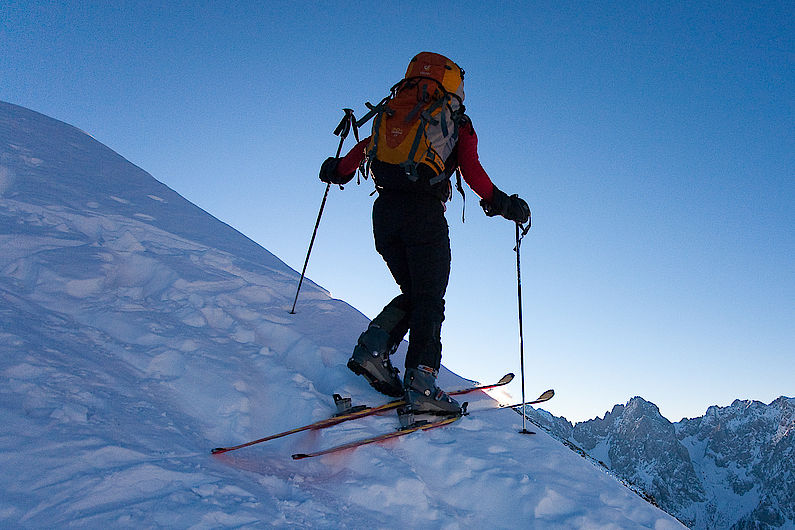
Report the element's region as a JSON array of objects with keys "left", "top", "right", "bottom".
[
  {"left": 456, "top": 121, "right": 494, "bottom": 203},
  {"left": 337, "top": 136, "right": 370, "bottom": 178}
]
